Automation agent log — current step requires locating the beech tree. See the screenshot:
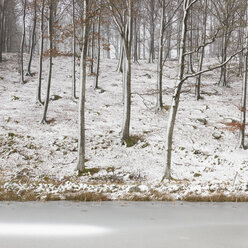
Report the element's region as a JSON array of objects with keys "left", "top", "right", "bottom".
[
  {"left": 162, "top": 0, "right": 244, "bottom": 180},
  {"left": 37, "top": 0, "right": 45, "bottom": 105},
  {"left": 108, "top": 0, "right": 133, "bottom": 144},
  {"left": 26, "top": 0, "right": 37, "bottom": 76},
  {"left": 0, "top": 0, "right": 4, "bottom": 62},
  {"left": 20, "top": 0, "right": 27, "bottom": 84},
  {"left": 41, "top": 0, "right": 54, "bottom": 123},
  {"left": 76, "top": 0, "right": 91, "bottom": 173}
]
